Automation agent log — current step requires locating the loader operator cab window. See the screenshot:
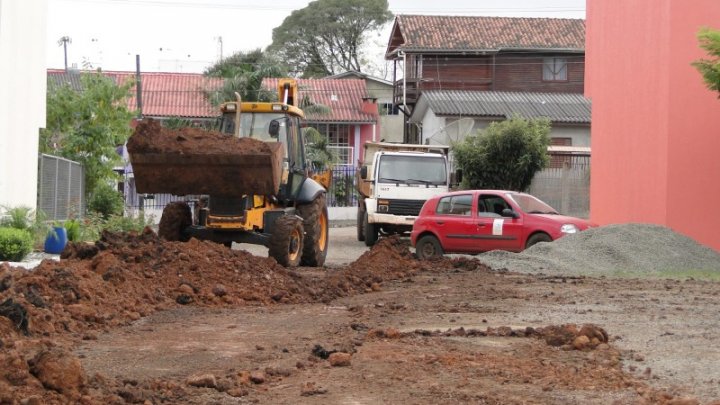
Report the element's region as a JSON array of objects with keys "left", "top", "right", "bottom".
[{"left": 239, "top": 113, "right": 288, "bottom": 145}]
